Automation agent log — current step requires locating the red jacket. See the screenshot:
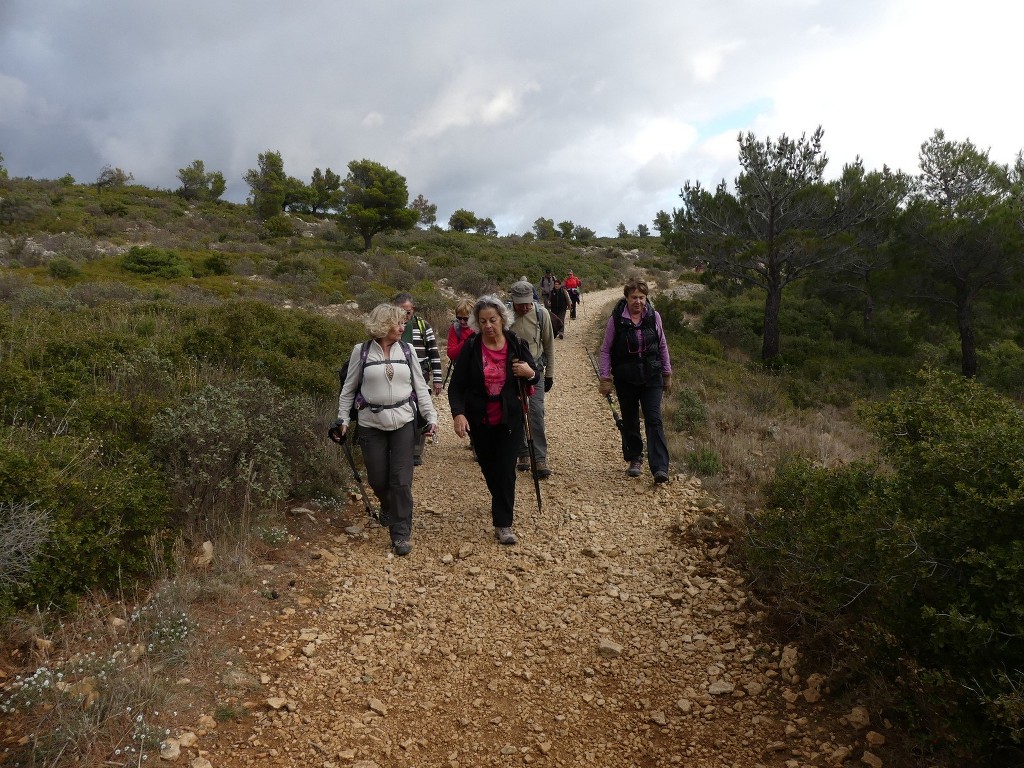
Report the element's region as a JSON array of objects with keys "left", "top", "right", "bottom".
[
  {"left": 564, "top": 275, "right": 581, "bottom": 291},
  {"left": 447, "top": 322, "right": 476, "bottom": 362}
]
